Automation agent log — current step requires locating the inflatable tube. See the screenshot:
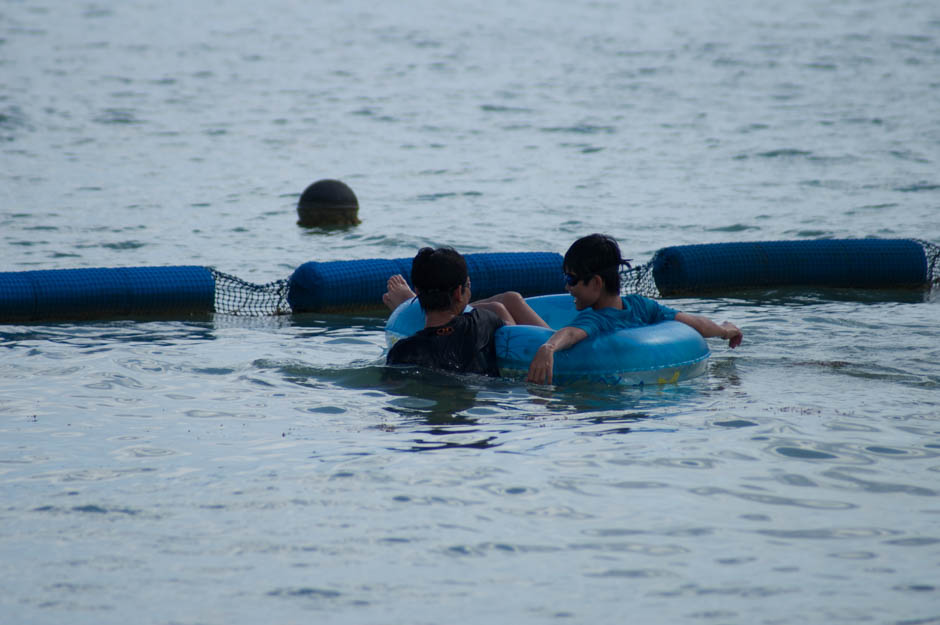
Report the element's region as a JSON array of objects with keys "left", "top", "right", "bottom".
[
  {"left": 386, "top": 294, "right": 710, "bottom": 385},
  {"left": 0, "top": 266, "right": 215, "bottom": 322},
  {"left": 652, "top": 239, "right": 928, "bottom": 296},
  {"left": 288, "top": 251, "right": 565, "bottom": 313}
]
